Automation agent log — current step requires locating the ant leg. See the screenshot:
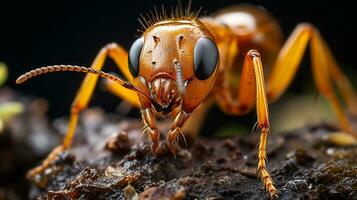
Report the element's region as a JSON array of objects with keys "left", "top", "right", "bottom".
[
  {"left": 181, "top": 99, "right": 214, "bottom": 137},
  {"left": 267, "top": 23, "right": 357, "bottom": 136},
  {"left": 310, "top": 29, "right": 357, "bottom": 130},
  {"left": 103, "top": 43, "right": 141, "bottom": 108},
  {"left": 27, "top": 43, "right": 139, "bottom": 181},
  {"left": 215, "top": 50, "right": 257, "bottom": 115},
  {"left": 67, "top": 43, "right": 140, "bottom": 147},
  {"left": 214, "top": 37, "right": 257, "bottom": 115},
  {"left": 105, "top": 80, "right": 141, "bottom": 107},
  {"left": 141, "top": 108, "right": 160, "bottom": 155},
  {"left": 166, "top": 110, "right": 190, "bottom": 156},
  {"left": 247, "top": 51, "right": 277, "bottom": 198},
  {"left": 216, "top": 50, "right": 277, "bottom": 198}
]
